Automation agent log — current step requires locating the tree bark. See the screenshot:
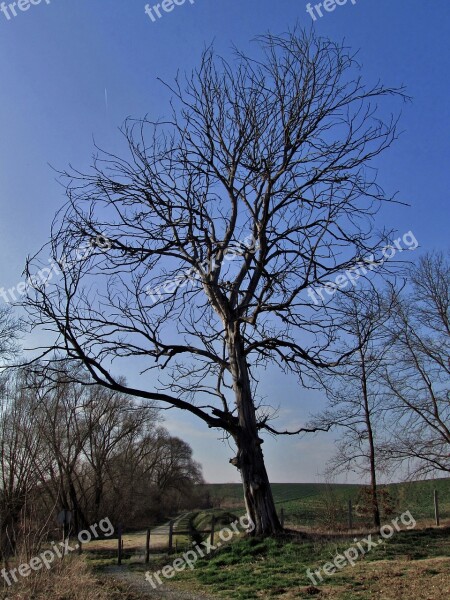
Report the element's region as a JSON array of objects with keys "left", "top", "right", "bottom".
[
  {"left": 227, "top": 328, "right": 282, "bottom": 536},
  {"left": 360, "top": 348, "right": 381, "bottom": 531}
]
